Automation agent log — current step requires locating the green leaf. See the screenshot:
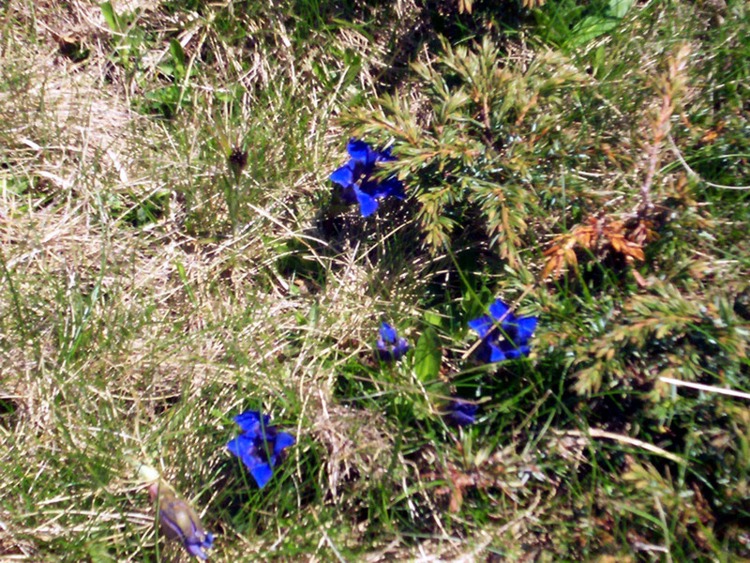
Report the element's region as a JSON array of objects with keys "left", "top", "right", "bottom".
[
  {"left": 100, "top": 2, "right": 120, "bottom": 33},
  {"left": 608, "top": 0, "right": 635, "bottom": 19},
  {"left": 174, "top": 260, "right": 196, "bottom": 307},
  {"left": 568, "top": 16, "right": 620, "bottom": 47},
  {"left": 423, "top": 311, "right": 443, "bottom": 328},
  {"left": 169, "top": 39, "right": 186, "bottom": 80},
  {"left": 414, "top": 328, "right": 441, "bottom": 382}
]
